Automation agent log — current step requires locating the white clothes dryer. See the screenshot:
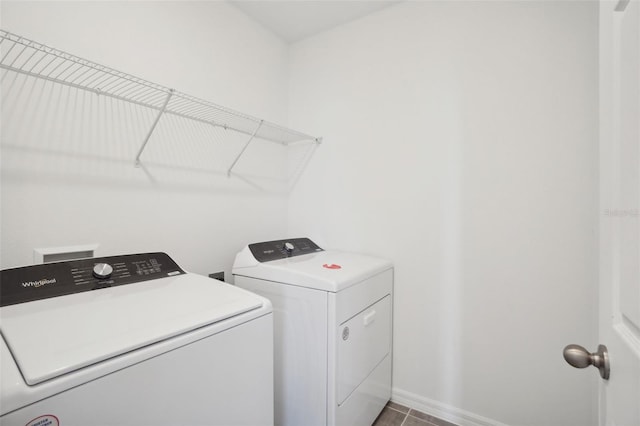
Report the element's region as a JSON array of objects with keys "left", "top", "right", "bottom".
[
  {"left": 0, "top": 252, "right": 273, "bottom": 426},
  {"left": 233, "top": 238, "right": 393, "bottom": 426}
]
